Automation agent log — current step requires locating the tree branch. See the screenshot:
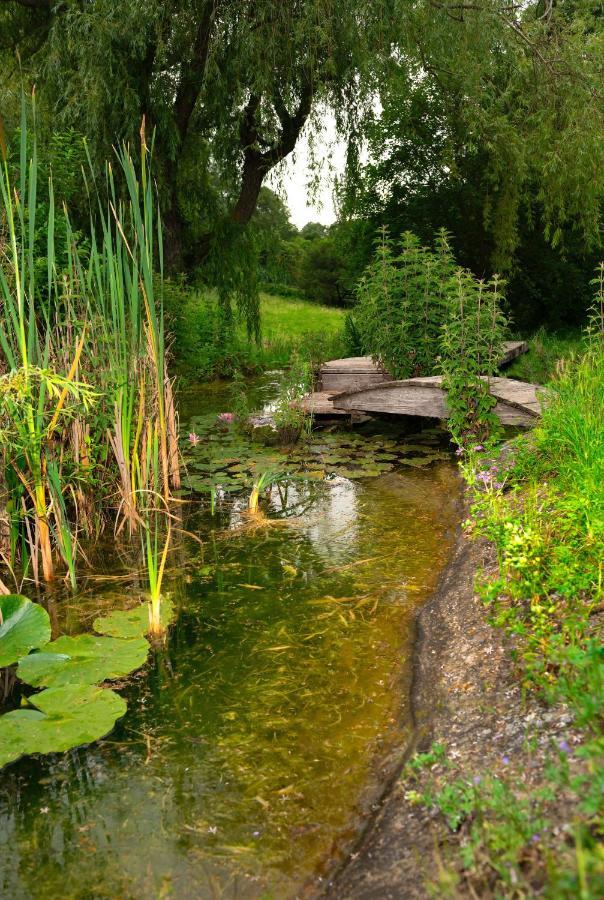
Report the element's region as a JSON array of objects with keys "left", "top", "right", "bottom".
[
  {"left": 173, "top": 0, "right": 218, "bottom": 141},
  {"left": 231, "top": 75, "right": 314, "bottom": 225}
]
